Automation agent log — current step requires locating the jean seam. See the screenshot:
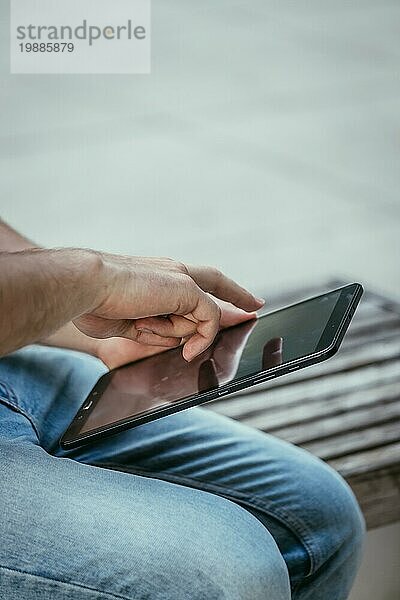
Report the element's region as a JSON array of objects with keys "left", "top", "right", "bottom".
[
  {"left": 0, "top": 564, "right": 135, "bottom": 600},
  {"left": 0, "top": 379, "right": 19, "bottom": 405},
  {"left": 0, "top": 380, "right": 40, "bottom": 442},
  {"left": 93, "top": 461, "right": 320, "bottom": 577}
]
